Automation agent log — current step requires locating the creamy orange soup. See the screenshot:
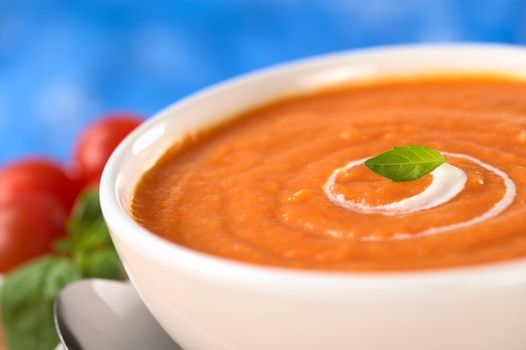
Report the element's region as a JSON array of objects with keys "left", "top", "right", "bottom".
[{"left": 132, "top": 75, "right": 526, "bottom": 271}]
